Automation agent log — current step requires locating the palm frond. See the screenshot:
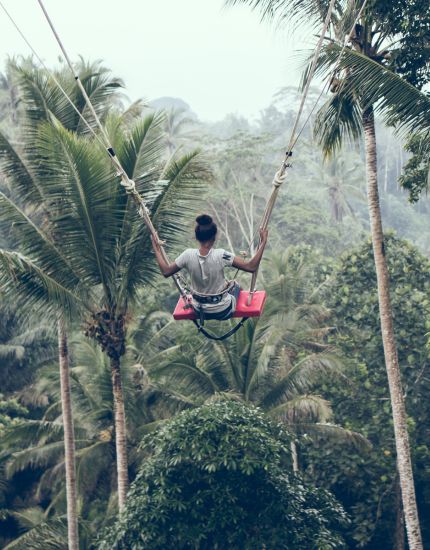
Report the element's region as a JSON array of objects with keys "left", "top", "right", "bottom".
[
  {"left": 0, "top": 131, "right": 41, "bottom": 202},
  {"left": 3, "top": 517, "right": 67, "bottom": 550},
  {"left": 314, "top": 90, "right": 363, "bottom": 156},
  {"left": 36, "top": 122, "right": 123, "bottom": 302},
  {"left": 6, "top": 441, "right": 65, "bottom": 477},
  {"left": 76, "top": 440, "right": 113, "bottom": 496},
  {"left": 149, "top": 356, "right": 217, "bottom": 404},
  {"left": 300, "top": 422, "right": 370, "bottom": 450},
  {"left": 318, "top": 43, "right": 430, "bottom": 135},
  {"left": 7, "top": 506, "right": 46, "bottom": 531},
  {"left": 76, "top": 62, "right": 124, "bottom": 133},
  {"left": 0, "top": 250, "right": 85, "bottom": 319},
  {"left": 261, "top": 351, "right": 344, "bottom": 408},
  {"left": 1, "top": 420, "right": 65, "bottom": 449},
  {"left": 269, "top": 394, "right": 333, "bottom": 423},
  {"left": 0, "top": 191, "right": 82, "bottom": 290},
  {"left": 0, "top": 344, "right": 25, "bottom": 361}
]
